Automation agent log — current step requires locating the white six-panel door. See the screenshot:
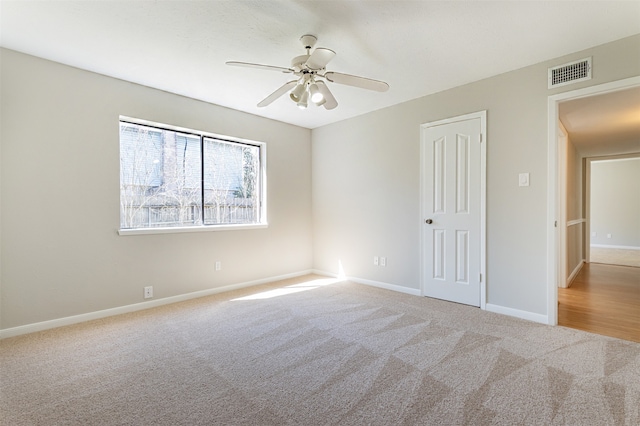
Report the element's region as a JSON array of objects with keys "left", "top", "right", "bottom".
[{"left": 421, "top": 113, "right": 485, "bottom": 307}]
